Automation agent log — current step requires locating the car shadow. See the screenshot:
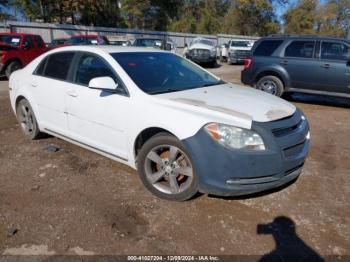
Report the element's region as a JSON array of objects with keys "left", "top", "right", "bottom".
[
  {"left": 257, "top": 216, "right": 324, "bottom": 261},
  {"left": 283, "top": 92, "right": 350, "bottom": 108}
]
